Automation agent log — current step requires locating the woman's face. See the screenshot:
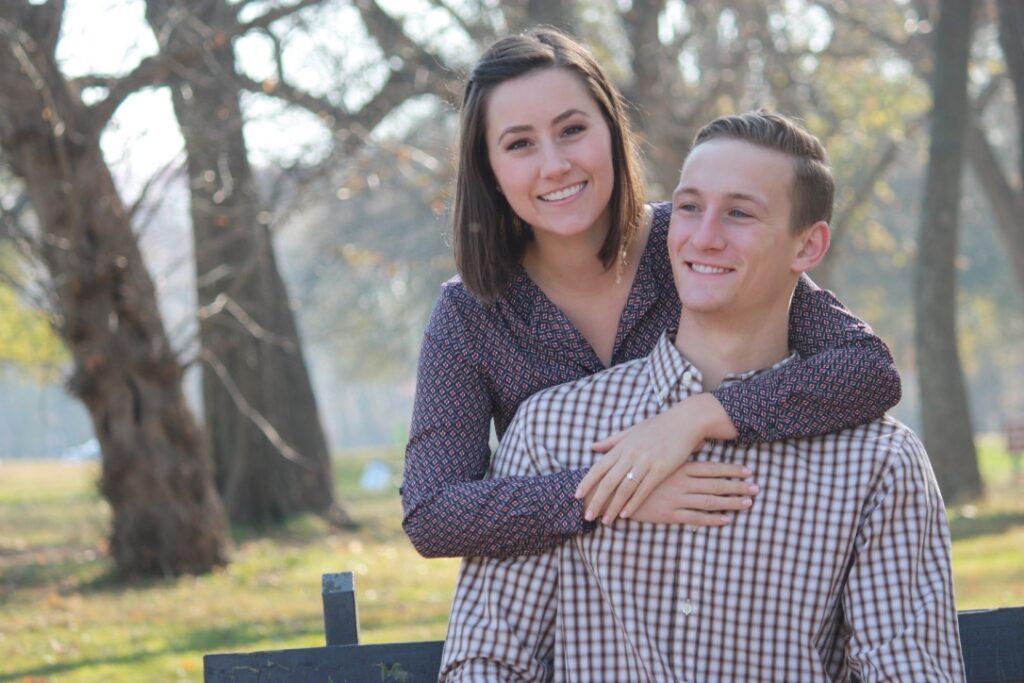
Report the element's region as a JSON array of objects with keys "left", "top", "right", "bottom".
[{"left": 484, "top": 68, "right": 614, "bottom": 245}]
